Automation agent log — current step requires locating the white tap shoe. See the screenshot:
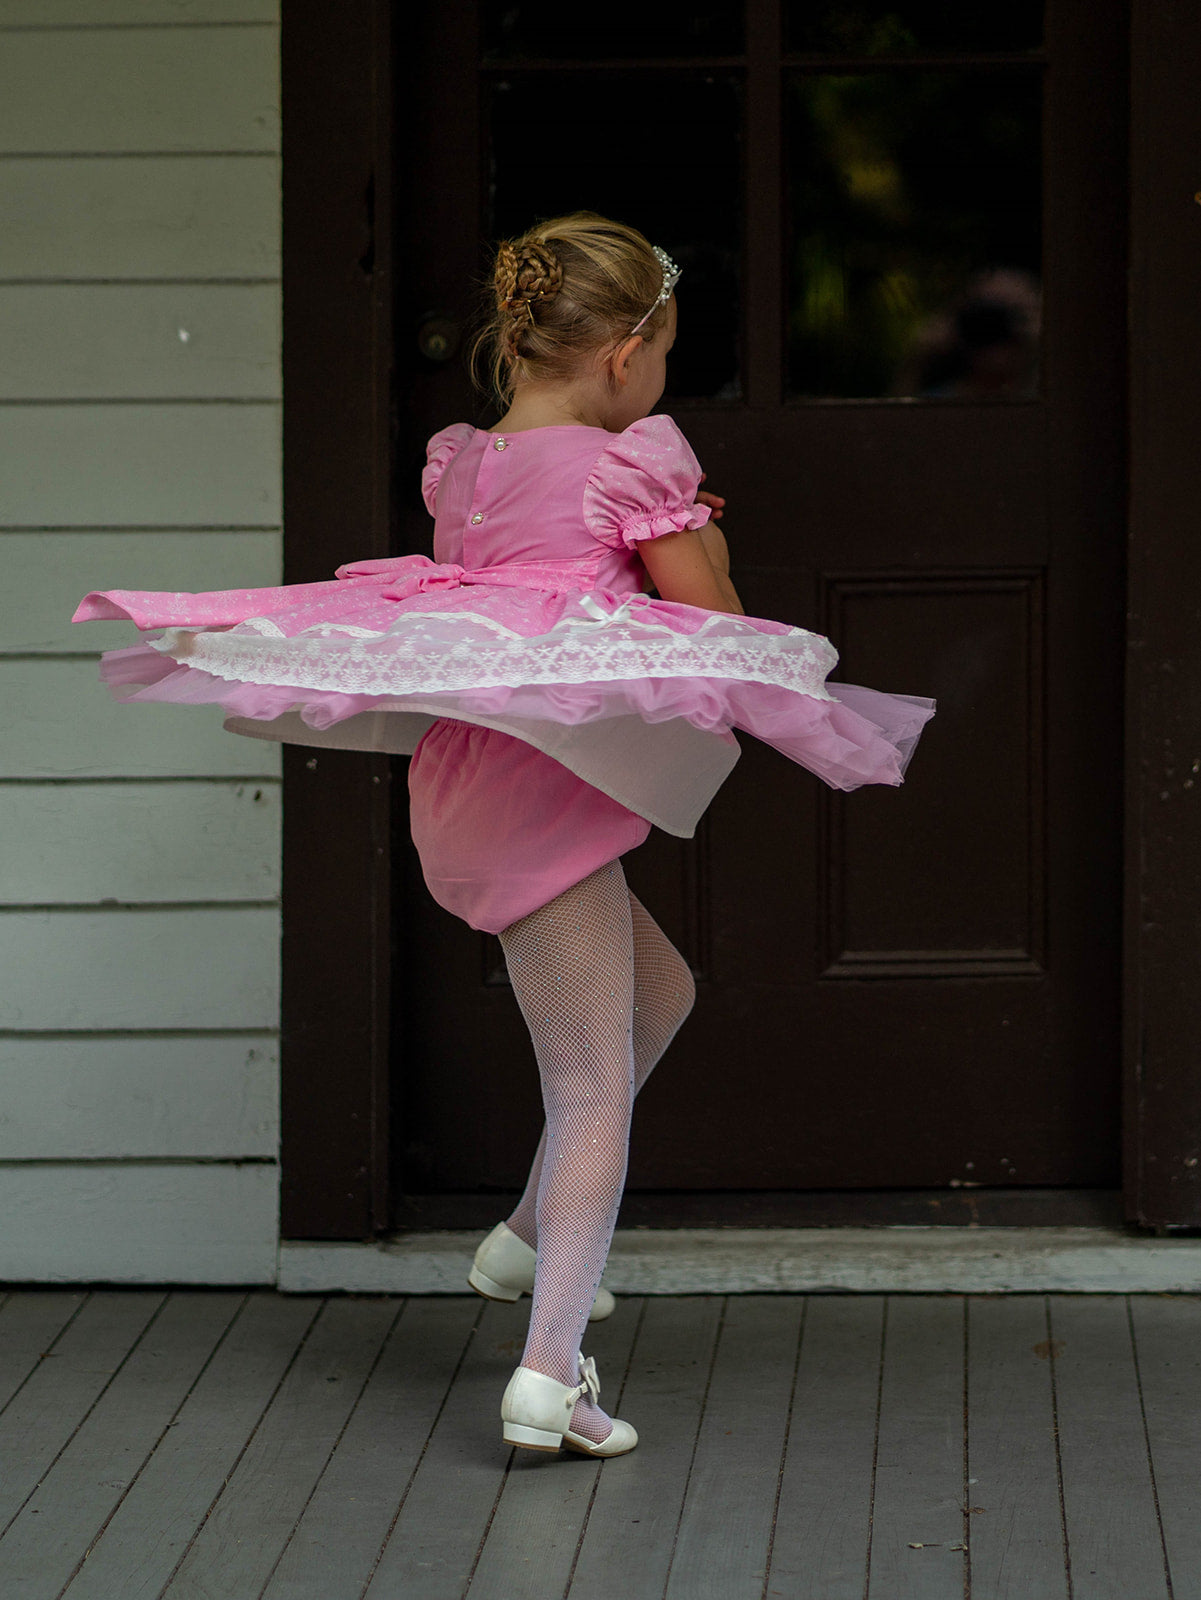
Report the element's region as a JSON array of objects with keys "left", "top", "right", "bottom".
[
  {"left": 468, "top": 1220, "right": 617, "bottom": 1321},
  {"left": 501, "top": 1353, "right": 638, "bottom": 1457}
]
